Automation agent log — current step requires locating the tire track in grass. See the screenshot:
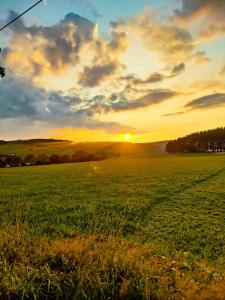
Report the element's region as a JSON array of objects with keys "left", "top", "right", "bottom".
[
  {"left": 144, "top": 166, "right": 225, "bottom": 213},
  {"left": 136, "top": 166, "right": 225, "bottom": 258},
  {"left": 133, "top": 166, "right": 225, "bottom": 238}
]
